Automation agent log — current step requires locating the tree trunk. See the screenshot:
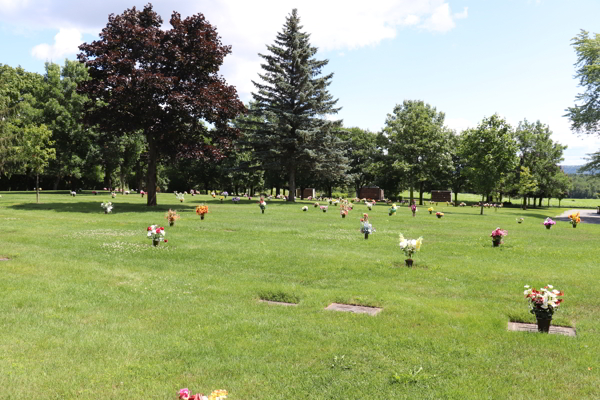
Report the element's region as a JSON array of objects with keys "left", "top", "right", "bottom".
[
  {"left": 120, "top": 170, "right": 126, "bottom": 195},
  {"left": 480, "top": 194, "right": 484, "bottom": 215},
  {"left": 146, "top": 136, "right": 158, "bottom": 206},
  {"left": 276, "top": 186, "right": 280, "bottom": 196},
  {"left": 454, "top": 191, "right": 458, "bottom": 206},
  {"left": 287, "top": 164, "right": 296, "bottom": 202},
  {"left": 538, "top": 197, "right": 543, "bottom": 207},
  {"left": 419, "top": 182, "right": 424, "bottom": 205},
  {"left": 53, "top": 174, "right": 61, "bottom": 190},
  {"left": 328, "top": 185, "right": 332, "bottom": 198},
  {"left": 300, "top": 186, "right": 305, "bottom": 200},
  {"left": 409, "top": 184, "right": 414, "bottom": 205},
  {"left": 522, "top": 196, "right": 527, "bottom": 210},
  {"left": 36, "top": 173, "right": 40, "bottom": 204}
]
